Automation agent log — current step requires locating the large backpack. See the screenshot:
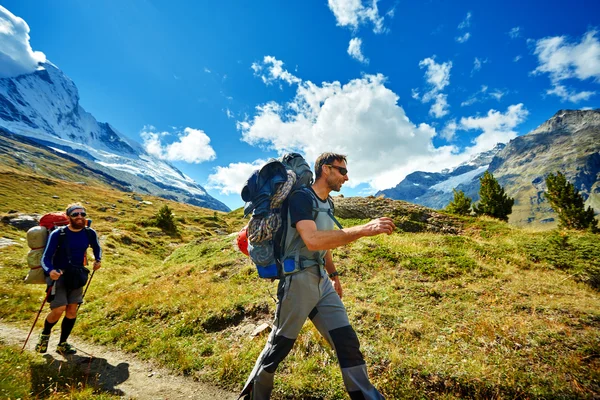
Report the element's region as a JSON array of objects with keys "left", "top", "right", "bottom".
[
  {"left": 24, "top": 213, "right": 92, "bottom": 284},
  {"left": 240, "top": 153, "right": 342, "bottom": 279}
]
